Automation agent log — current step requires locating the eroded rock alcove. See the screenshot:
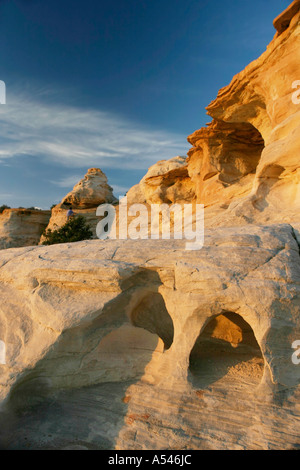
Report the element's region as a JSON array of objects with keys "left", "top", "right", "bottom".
[
  {"left": 187, "top": 121, "right": 265, "bottom": 208},
  {"left": 130, "top": 293, "right": 174, "bottom": 351},
  {"left": 188, "top": 312, "right": 264, "bottom": 390},
  {"left": 0, "top": 223, "right": 299, "bottom": 449}
]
